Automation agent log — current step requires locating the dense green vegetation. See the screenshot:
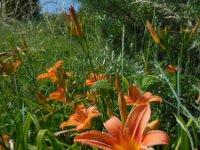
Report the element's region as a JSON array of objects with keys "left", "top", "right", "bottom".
[{"left": 0, "top": 0, "right": 199, "bottom": 149}]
